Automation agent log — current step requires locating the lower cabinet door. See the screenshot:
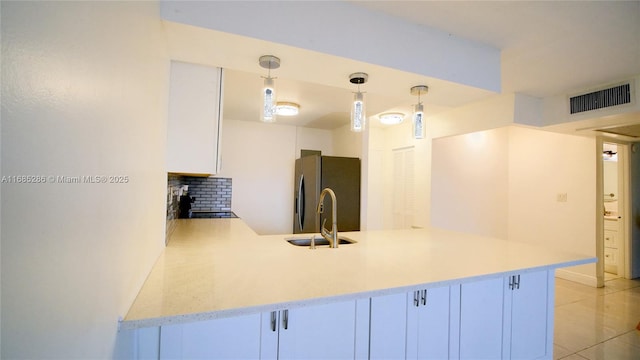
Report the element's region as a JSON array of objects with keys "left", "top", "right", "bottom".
[
  {"left": 159, "top": 313, "right": 261, "bottom": 359},
  {"left": 407, "top": 286, "right": 450, "bottom": 360},
  {"left": 459, "top": 277, "right": 505, "bottom": 360},
  {"left": 369, "top": 292, "right": 408, "bottom": 359},
  {"left": 507, "top": 271, "right": 550, "bottom": 360},
  {"left": 265, "top": 300, "right": 358, "bottom": 360}
]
